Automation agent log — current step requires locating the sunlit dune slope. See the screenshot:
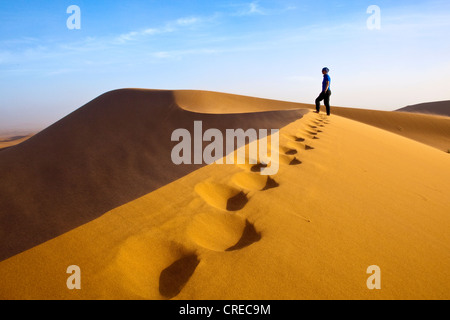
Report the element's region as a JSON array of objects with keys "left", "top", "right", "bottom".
[
  {"left": 0, "top": 111, "right": 449, "bottom": 300},
  {"left": 0, "top": 89, "right": 307, "bottom": 261},
  {"left": 329, "top": 106, "right": 450, "bottom": 152},
  {"left": 173, "top": 90, "right": 311, "bottom": 113}
]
